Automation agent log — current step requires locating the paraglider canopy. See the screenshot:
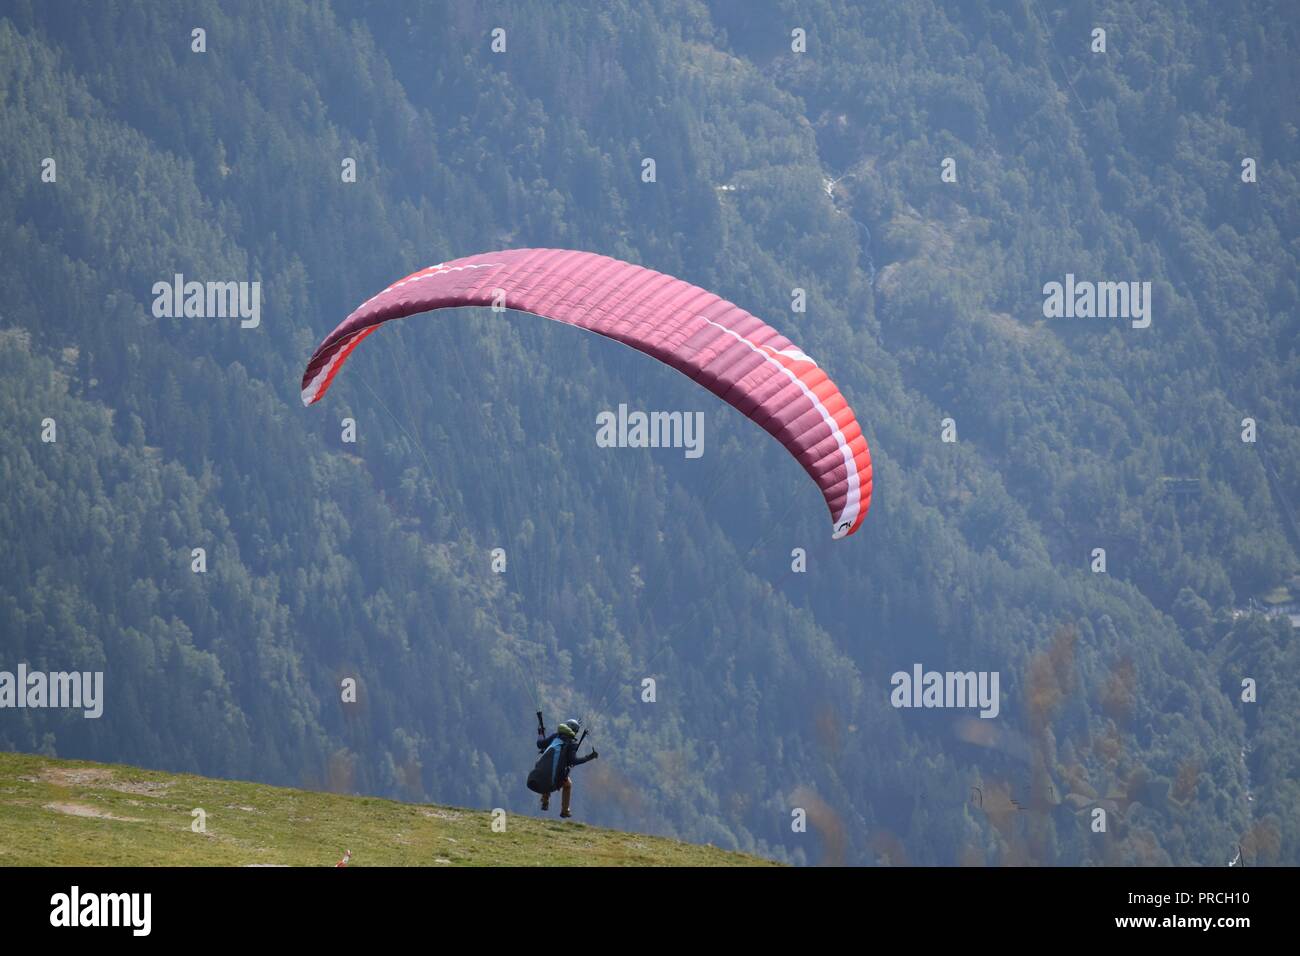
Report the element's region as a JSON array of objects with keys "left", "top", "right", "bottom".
[{"left": 302, "top": 249, "right": 872, "bottom": 537}]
